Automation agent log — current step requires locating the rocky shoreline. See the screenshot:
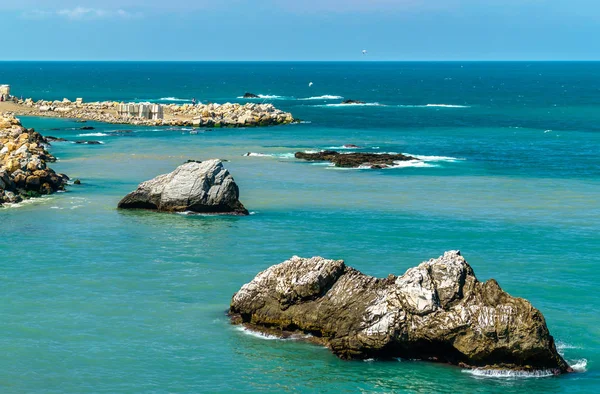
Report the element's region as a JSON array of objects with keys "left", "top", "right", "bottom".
[
  {"left": 0, "top": 114, "right": 68, "bottom": 205},
  {"left": 0, "top": 98, "right": 295, "bottom": 128},
  {"left": 230, "top": 251, "right": 571, "bottom": 373}
]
